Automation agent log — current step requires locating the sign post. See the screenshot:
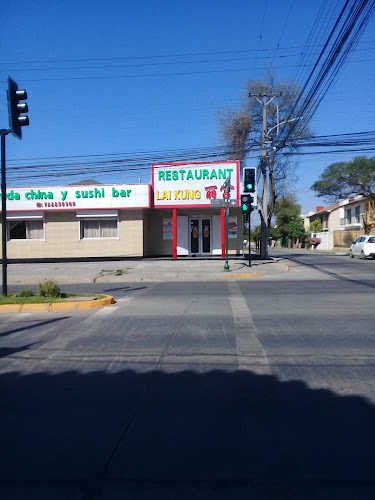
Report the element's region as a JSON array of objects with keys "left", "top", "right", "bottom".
[{"left": 222, "top": 178, "right": 231, "bottom": 272}]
